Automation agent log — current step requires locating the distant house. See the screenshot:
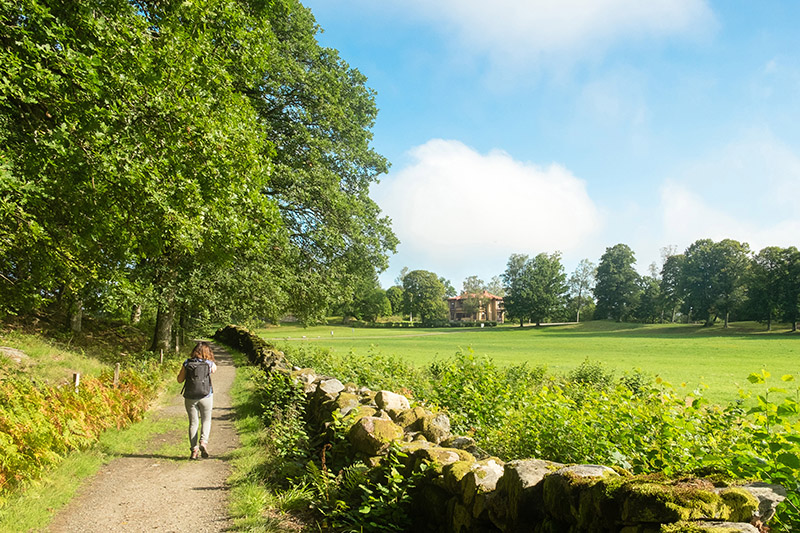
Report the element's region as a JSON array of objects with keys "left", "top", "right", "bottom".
[{"left": 447, "top": 291, "right": 505, "bottom": 323}]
